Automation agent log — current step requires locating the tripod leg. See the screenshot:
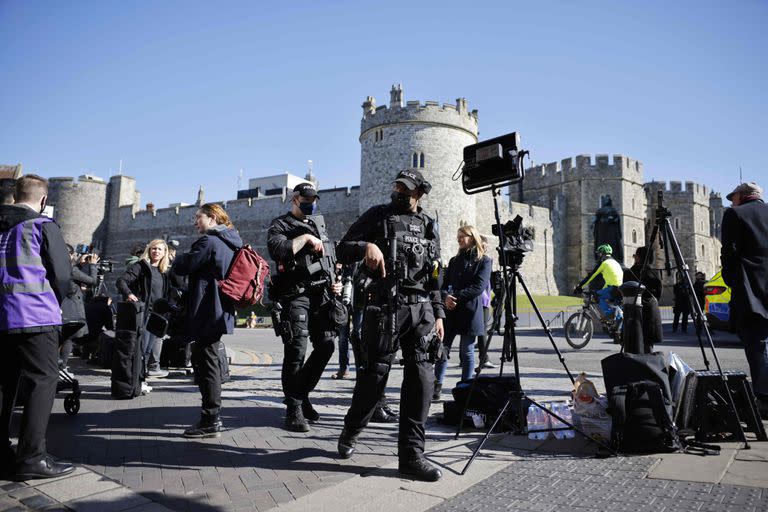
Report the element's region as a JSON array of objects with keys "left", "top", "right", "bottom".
[
  {"left": 516, "top": 272, "right": 575, "bottom": 384},
  {"left": 460, "top": 396, "right": 515, "bottom": 475},
  {"left": 661, "top": 218, "right": 749, "bottom": 448}
]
